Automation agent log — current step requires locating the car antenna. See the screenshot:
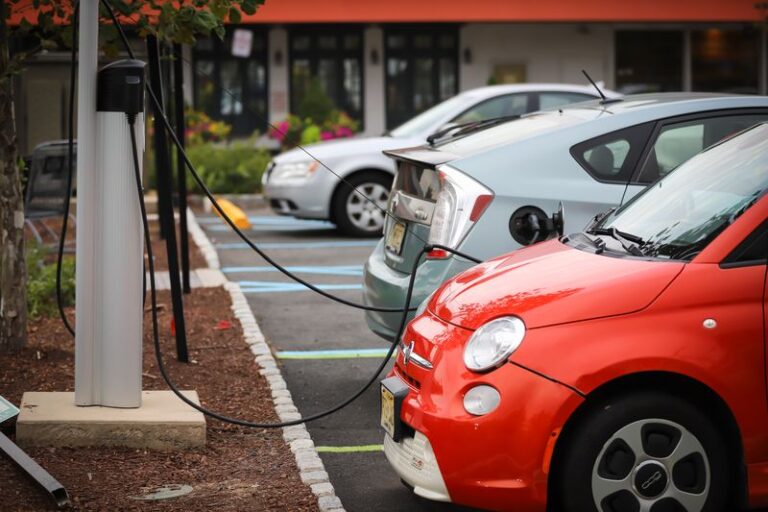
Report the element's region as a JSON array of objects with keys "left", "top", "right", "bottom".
[{"left": 582, "top": 69, "right": 622, "bottom": 105}]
